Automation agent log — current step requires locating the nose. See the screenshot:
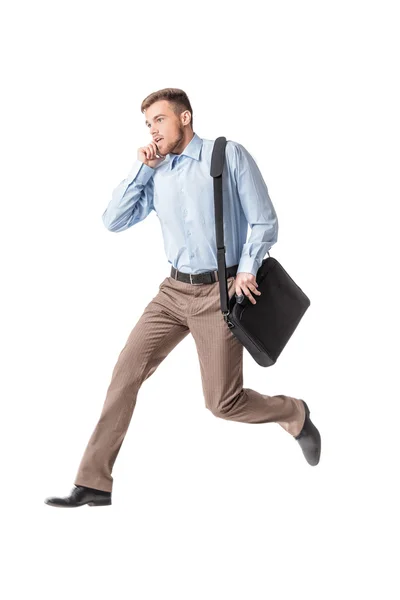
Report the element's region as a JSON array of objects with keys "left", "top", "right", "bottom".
[{"left": 150, "top": 125, "right": 159, "bottom": 137}]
